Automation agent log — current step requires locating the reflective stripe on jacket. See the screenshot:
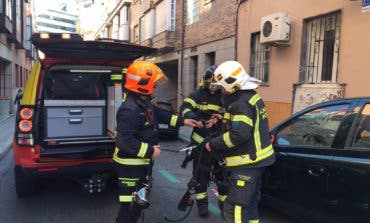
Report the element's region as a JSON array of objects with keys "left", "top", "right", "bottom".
[
  {"left": 114, "top": 92, "right": 184, "bottom": 165},
  {"left": 210, "top": 90, "right": 275, "bottom": 168},
  {"left": 179, "top": 88, "right": 223, "bottom": 144}
]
